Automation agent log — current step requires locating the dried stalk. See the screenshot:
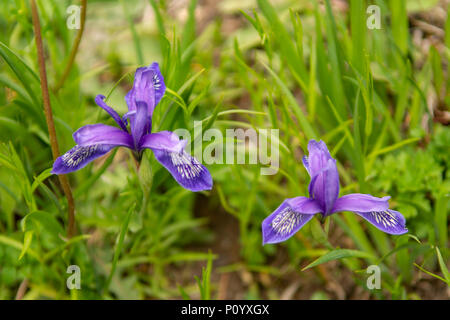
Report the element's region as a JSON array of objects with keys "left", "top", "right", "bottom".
[{"left": 31, "top": 0, "right": 76, "bottom": 238}]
